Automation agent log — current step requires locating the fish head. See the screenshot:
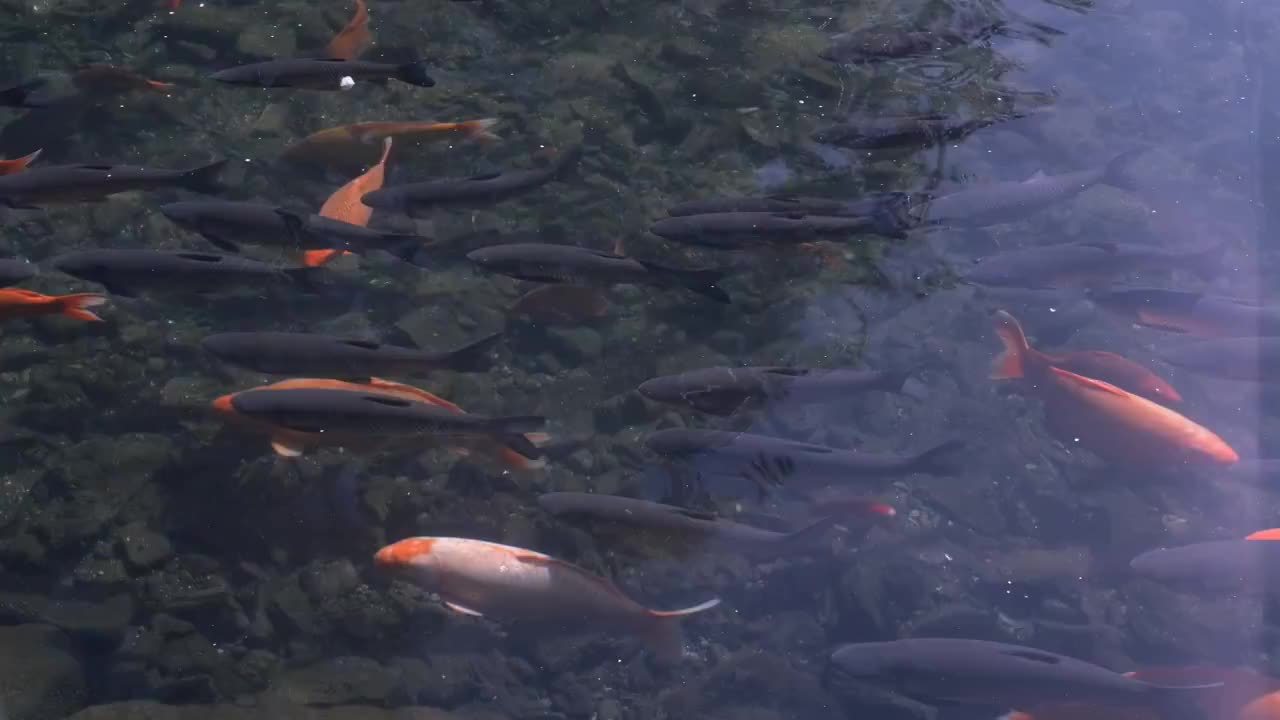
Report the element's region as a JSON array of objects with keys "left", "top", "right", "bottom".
[
  {"left": 465, "top": 246, "right": 513, "bottom": 272},
  {"left": 49, "top": 252, "right": 106, "bottom": 282},
  {"left": 374, "top": 537, "right": 441, "bottom": 583},
  {"left": 829, "top": 642, "right": 900, "bottom": 682},
  {"left": 159, "top": 202, "right": 203, "bottom": 226},
  {"left": 209, "top": 392, "right": 238, "bottom": 418},
  {"left": 636, "top": 376, "right": 679, "bottom": 404},
  {"left": 200, "top": 333, "right": 248, "bottom": 360}
]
